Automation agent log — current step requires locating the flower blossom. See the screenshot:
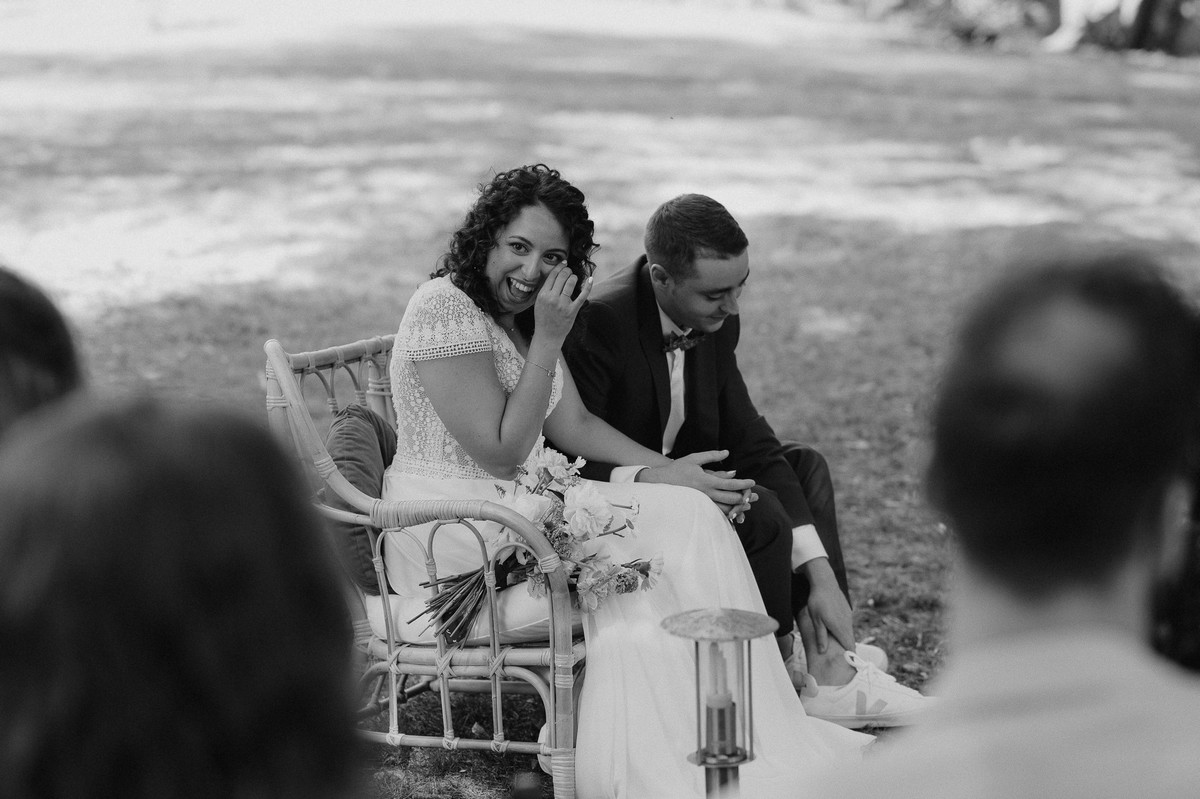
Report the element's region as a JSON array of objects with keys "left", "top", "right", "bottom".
[
  {"left": 574, "top": 562, "right": 616, "bottom": 613},
  {"left": 612, "top": 570, "right": 640, "bottom": 594},
  {"left": 523, "top": 440, "right": 578, "bottom": 486},
  {"left": 525, "top": 570, "right": 548, "bottom": 599},
  {"left": 503, "top": 491, "right": 556, "bottom": 526},
  {"left": 483, "top": 525, "right": 523, "bottom": 560},
  {"left": 644, "top": 553, "right": 664, "bottom": 589},
  {"left": 564, "top": 482, "right": 613, "bottom": 540}
]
